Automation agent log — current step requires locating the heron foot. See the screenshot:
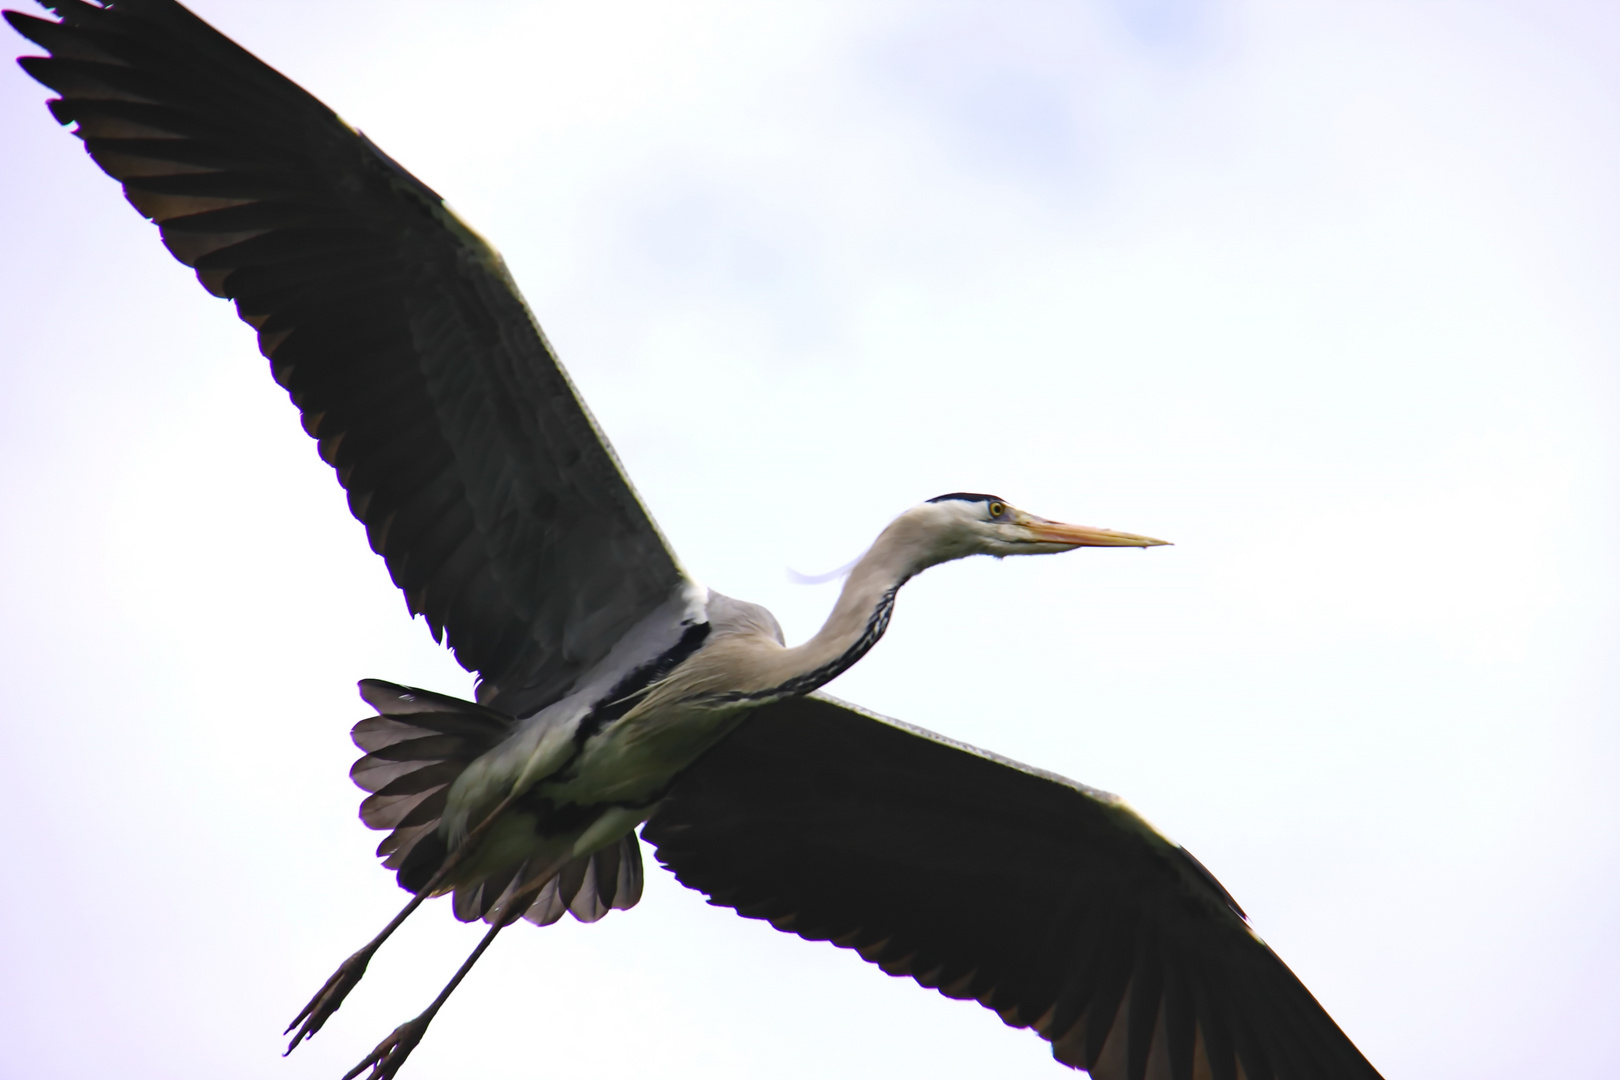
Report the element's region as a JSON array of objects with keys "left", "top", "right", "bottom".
[
  {"left": 341, "top": 1013, "right": 431, "bottom": 1080},
  {"left": 283, "top": 946, "right": 374, "bottom": 1054}
]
